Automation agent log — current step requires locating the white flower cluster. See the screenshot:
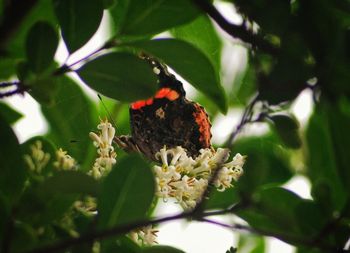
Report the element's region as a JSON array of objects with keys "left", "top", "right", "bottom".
[
  {"left": 154, "top": 146, "right": 245, "bottom": 210},
  {"left": 23, "top": 140, "right": 50, "bottom": 173},
  {"left": 53, "top": 148, "right": 76, "bottom": 170},
  {"left": 130, "top": 225, "right": 159, "bottom": 246},
  {"left": 89, "top": 119, "right": 116, "bottom": 179}
]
